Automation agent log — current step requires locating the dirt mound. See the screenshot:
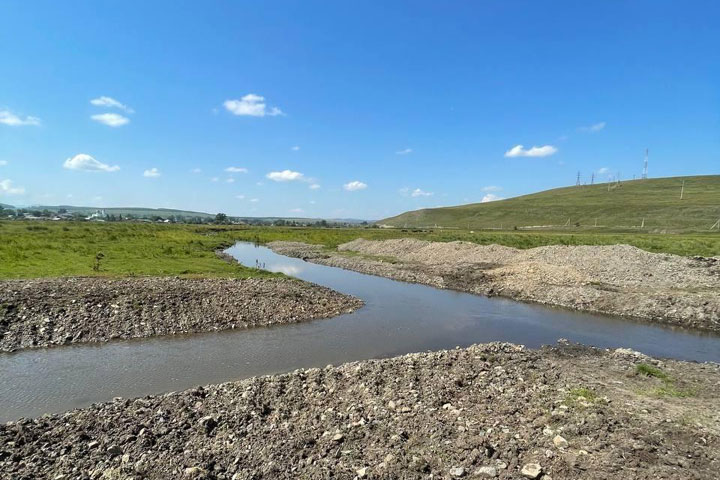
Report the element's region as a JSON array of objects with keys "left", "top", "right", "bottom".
[
  {"left": 0, "top": 277, "right": 363, "bottom": 352},
  {"left": 274, "top": 239, "right": 720, "bottom": 332},
  {"left": 2, "top": 342, "right": 717, "bottom": 479}
]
